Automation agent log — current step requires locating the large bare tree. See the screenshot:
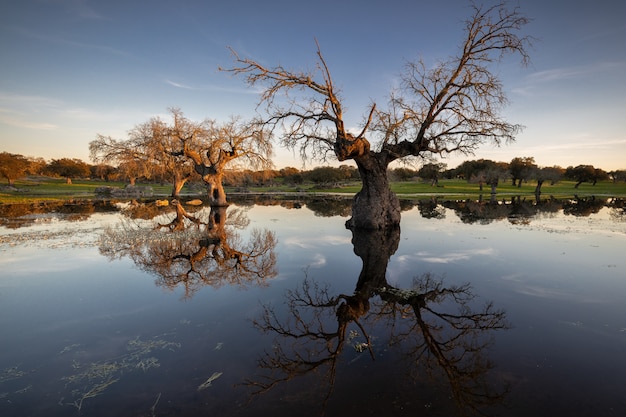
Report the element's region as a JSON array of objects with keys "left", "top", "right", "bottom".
[{"left": 225, "top": 1, "right": 531, "bottom": 229}]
